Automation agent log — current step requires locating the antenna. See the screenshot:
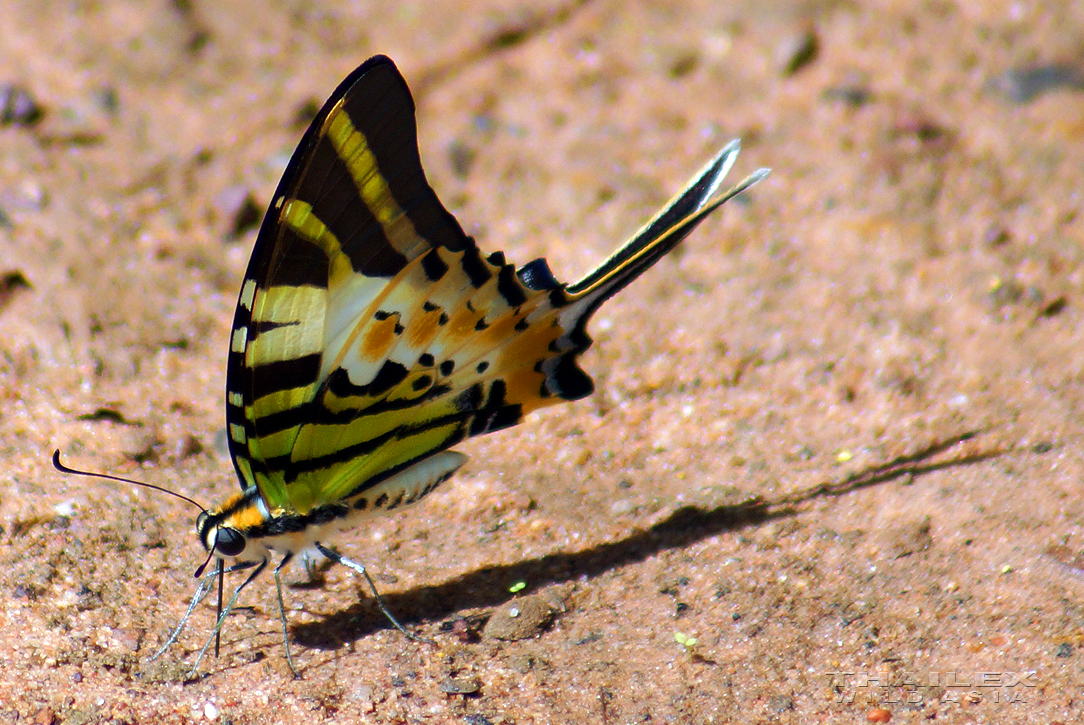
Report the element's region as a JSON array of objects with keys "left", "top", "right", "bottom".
[{"left": 51, "top": 449, "right": 206, "bottom": 513}]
